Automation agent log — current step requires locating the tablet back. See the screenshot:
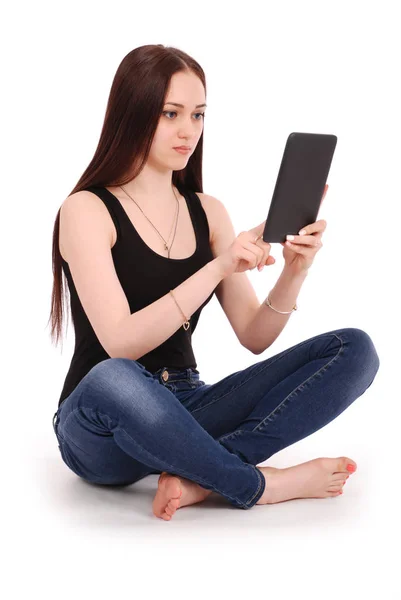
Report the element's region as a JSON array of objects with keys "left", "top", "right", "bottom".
[{"left": 263, "top": 132, "right": 337, "bottom": 243}]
